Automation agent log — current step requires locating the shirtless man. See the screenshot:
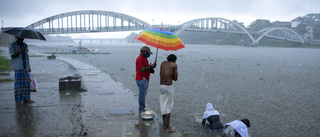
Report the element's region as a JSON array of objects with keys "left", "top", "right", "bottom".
[{"left": 159, "top": 54, "right": 178, "bottom": 133}]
